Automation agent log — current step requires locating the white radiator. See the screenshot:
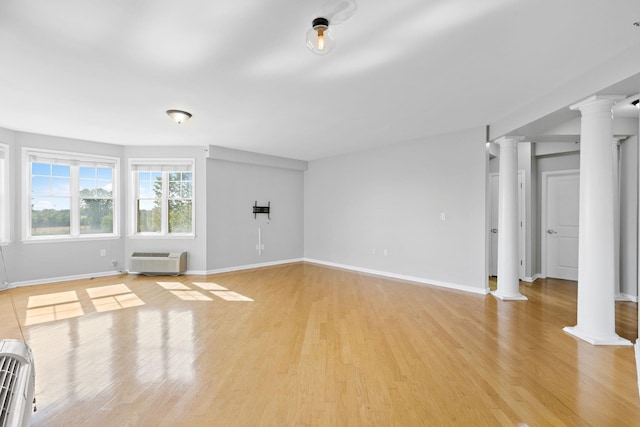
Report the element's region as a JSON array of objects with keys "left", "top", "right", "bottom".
[
  {"left": 0, "top": 340, "right": 35, "bottom": 427},
  {"left": 129, "top": 252, "right": 187, "bottom": 275}
]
